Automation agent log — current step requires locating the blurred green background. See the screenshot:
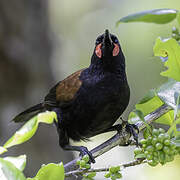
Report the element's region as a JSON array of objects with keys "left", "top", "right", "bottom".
[{"left": 0, "top": 0, "right": 180, "bottom": 179}]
